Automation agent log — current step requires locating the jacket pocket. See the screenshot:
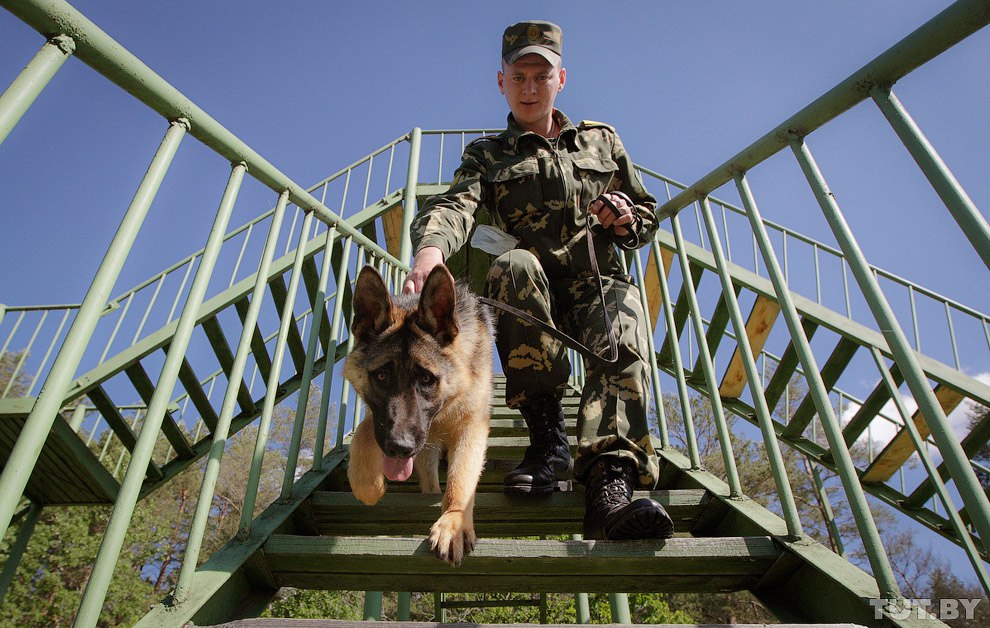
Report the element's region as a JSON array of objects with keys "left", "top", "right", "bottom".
[{"left": 490, "top": 157, "right": 542, "bottom": 231}]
